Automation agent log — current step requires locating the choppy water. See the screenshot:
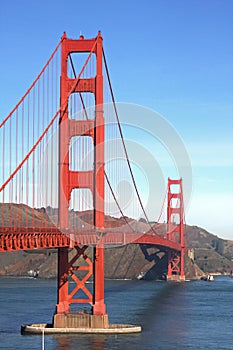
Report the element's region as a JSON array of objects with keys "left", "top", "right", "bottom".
[{"left": 0, "top": 276, "right": 232, "bottom": 349}]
